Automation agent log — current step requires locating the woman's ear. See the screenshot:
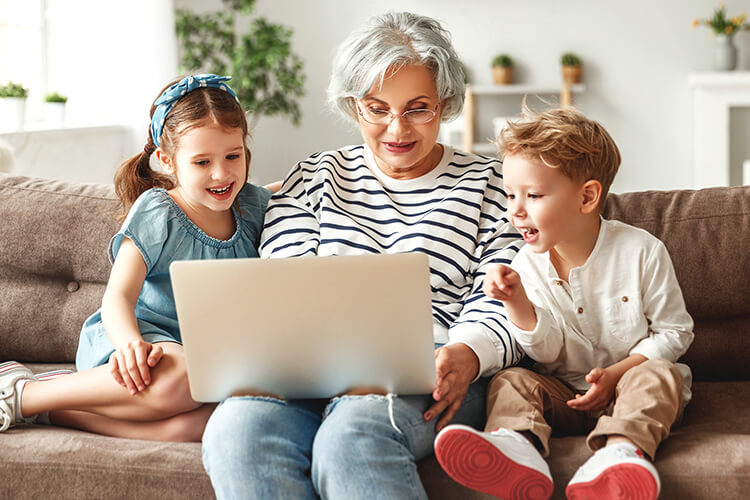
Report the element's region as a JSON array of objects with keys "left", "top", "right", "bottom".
[
  {"left": 580, "top": 180, "right": 602, "bottom": 215},
  {"left": 155, "top": 148, "right": 175, "bottom": 175}
]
